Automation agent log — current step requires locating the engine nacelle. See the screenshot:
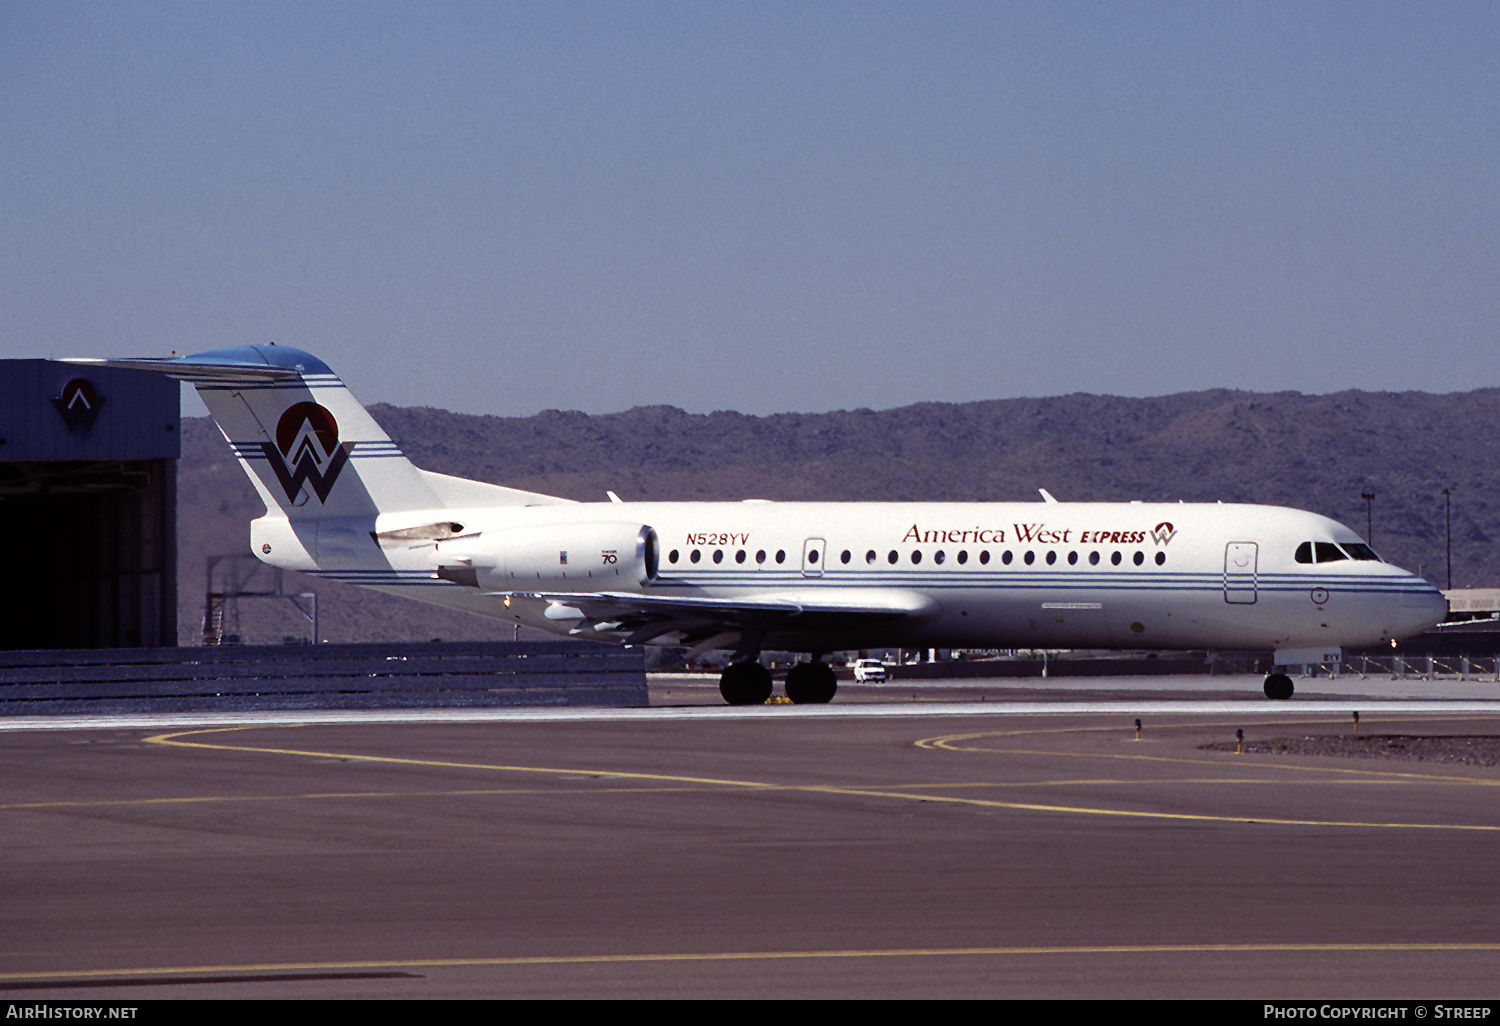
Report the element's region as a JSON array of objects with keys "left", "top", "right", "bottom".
[{"left": 436, "top": 522, "right": 659, "bottom": 591}]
